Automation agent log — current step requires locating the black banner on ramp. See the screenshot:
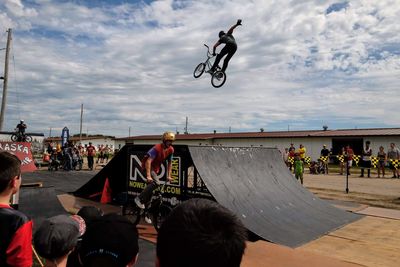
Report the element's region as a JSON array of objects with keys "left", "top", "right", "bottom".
[{"left": 188, "top": 146, "right": 362, "bottom": 247}]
